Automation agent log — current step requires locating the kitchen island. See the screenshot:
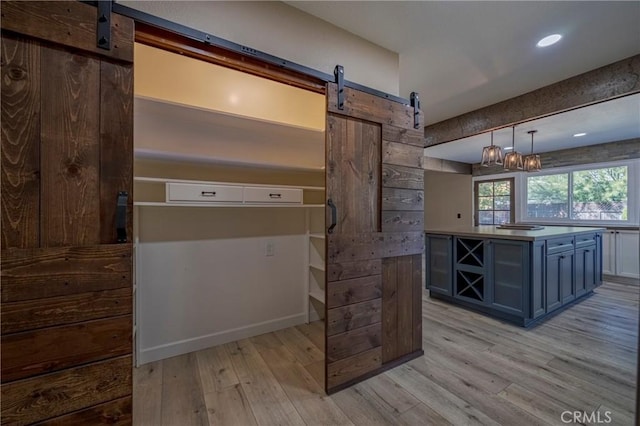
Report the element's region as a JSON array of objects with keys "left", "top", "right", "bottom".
[{"left": 425, "top": 226, "right": 604, "bottom": 326}]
